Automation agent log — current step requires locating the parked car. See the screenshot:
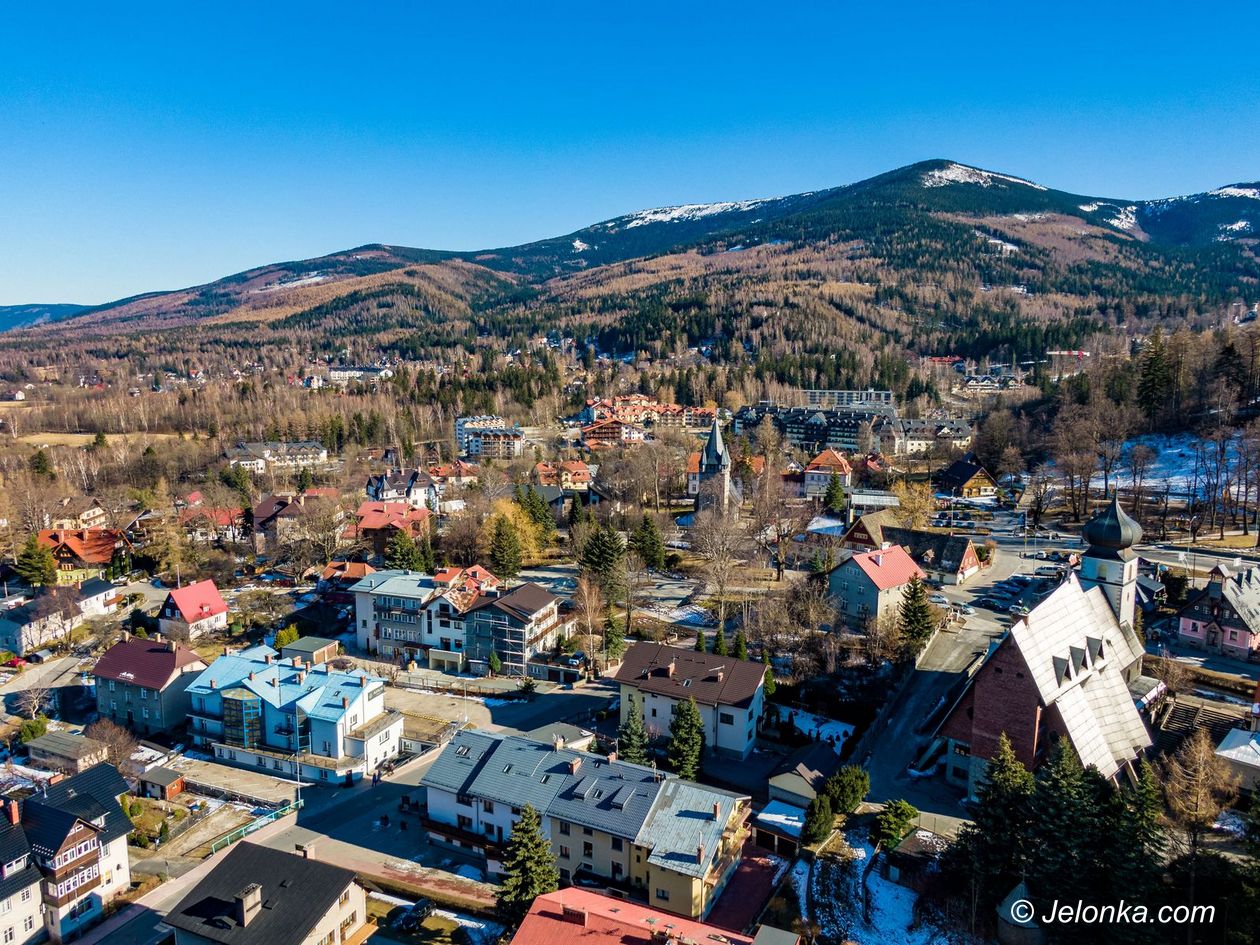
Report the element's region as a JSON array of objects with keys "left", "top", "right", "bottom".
[
  {"left": 1035, "top": 566, "right": 1064, "bottom": 577},
  {"left": 958, "top": 604, "right": 977, "bottom": 615},
  {"left": 929, "top": 594, "right": 949, "bottom": 605},
  {"left": 397, "top": 899, "right": 435, "bottom": 932}
]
